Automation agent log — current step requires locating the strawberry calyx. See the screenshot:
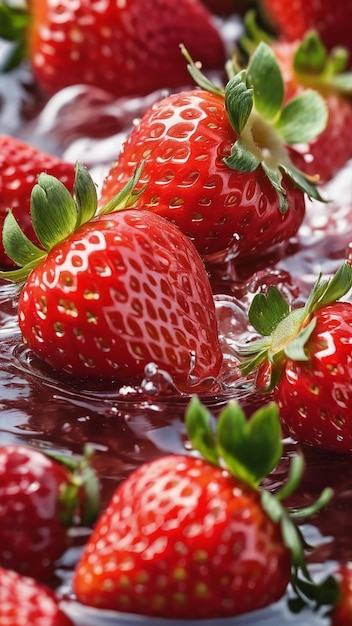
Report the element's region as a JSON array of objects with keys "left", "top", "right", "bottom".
[
  {"left": 185, "top": 396, "right": 338, "bottom": 612},
  {"left": 181, "top": 42, "right": 327, "bottom": 213},
  {"left": 0, "top": 161, "right": 144, "bottom": 284},
  {"left": 237, "top": 261, "right": 352, "bottom": 388},
  {"left": 44, "top": 444, "right": 100, "bottom": 528}
]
